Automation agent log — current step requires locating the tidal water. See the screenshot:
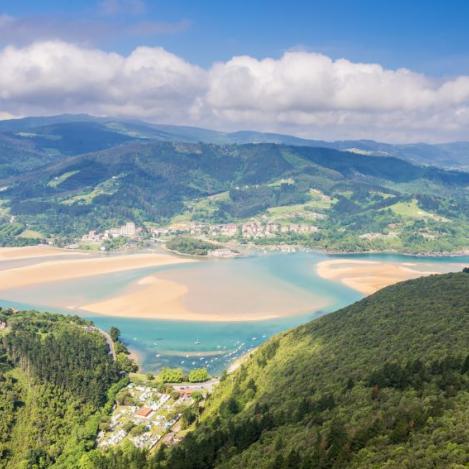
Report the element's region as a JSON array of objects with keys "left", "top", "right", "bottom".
[{"left": 0, "top": 251, "right": 467, "bottom": 374}]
